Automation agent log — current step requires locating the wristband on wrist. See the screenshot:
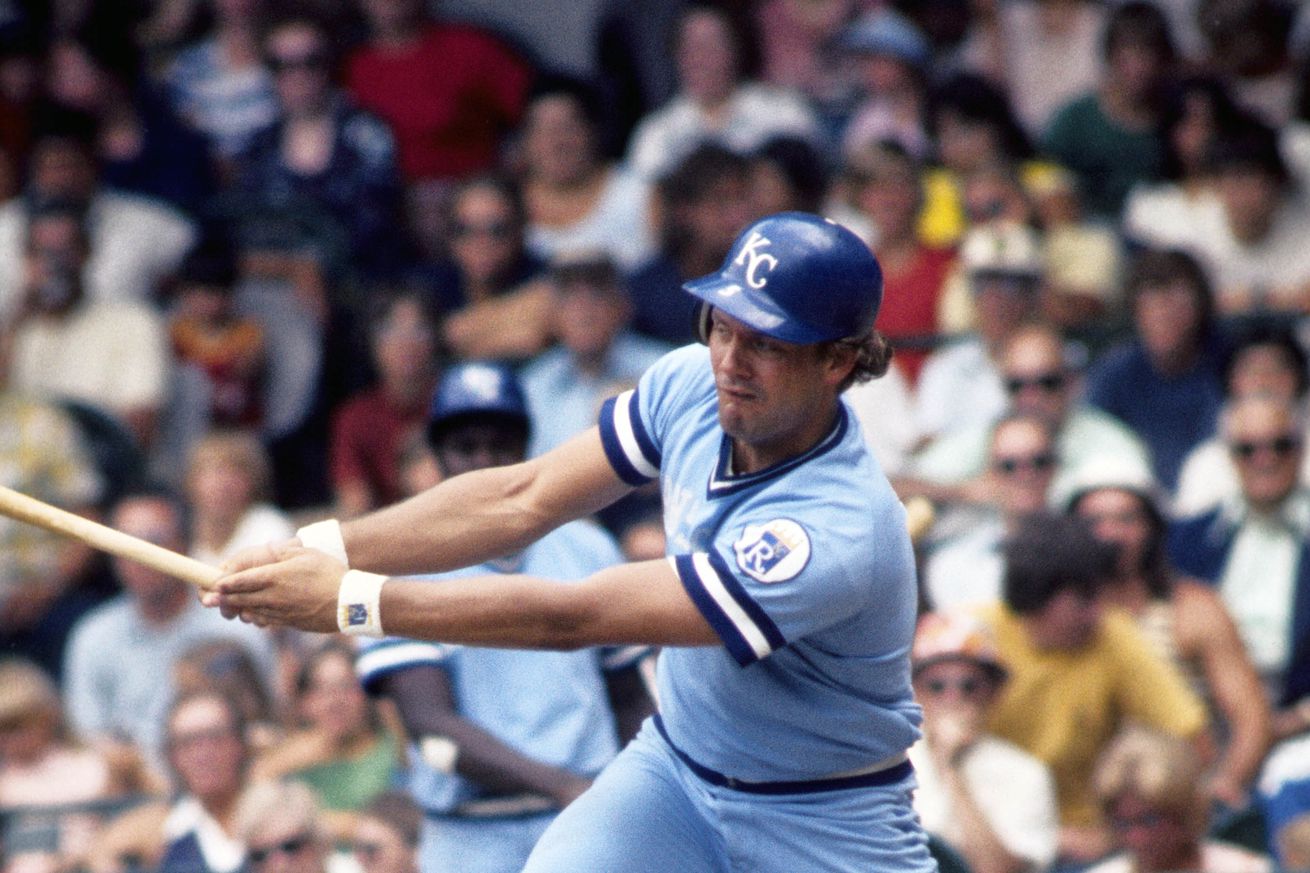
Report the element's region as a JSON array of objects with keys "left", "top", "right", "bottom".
[
  {"left": 297, "top": 519, "right": 349, "bottom": 565},
  {"left": 337, "top": 570, "right": 388, "bottom": 637}
]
